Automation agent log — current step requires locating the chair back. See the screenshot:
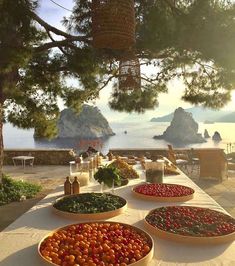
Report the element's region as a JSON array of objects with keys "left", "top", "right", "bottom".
[
  {"left": 167, "top": 145, "right": 176, "bottom": 164},
  {"left": 187, "top": 148, "right": 194, "bottom": 163}
]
